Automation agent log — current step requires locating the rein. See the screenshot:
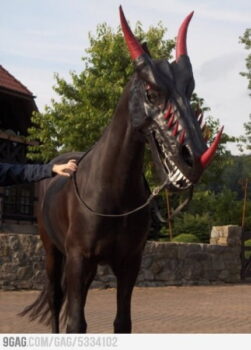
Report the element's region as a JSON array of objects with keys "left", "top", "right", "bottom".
[
  {"left": 73, "top": 165, "right": 169, "bottom": 218},
  {"left": 72, "top": 148, "right": 193, "bottom": 218}
]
